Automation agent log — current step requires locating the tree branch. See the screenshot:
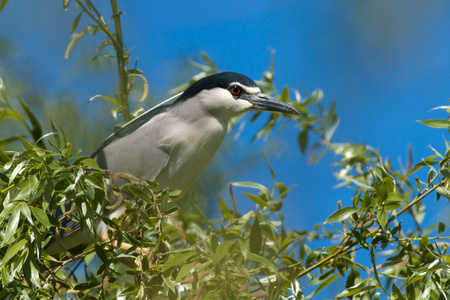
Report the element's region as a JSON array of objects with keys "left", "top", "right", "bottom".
[{"left": 110, "top": 0, "right": 131, "bottom": 122}]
